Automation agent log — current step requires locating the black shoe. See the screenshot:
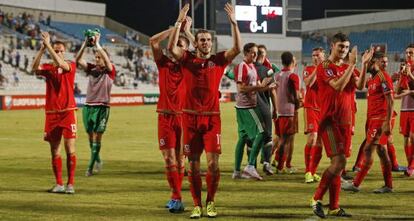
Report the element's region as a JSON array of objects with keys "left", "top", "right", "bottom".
[
  {"left": 327, "top": 208, "right": 352, "bottom": 217},
  {"left": 341, "top": 173, "right": 353, "bottom": 180},
  {"left": 311, "top": 200, "right": 325, "bottom": 218}
]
